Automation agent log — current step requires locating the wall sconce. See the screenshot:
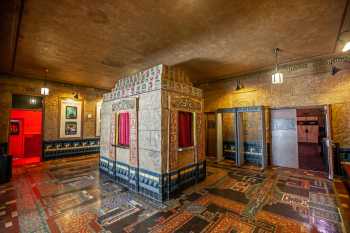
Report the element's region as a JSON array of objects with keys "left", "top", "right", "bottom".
[
  {"left": 29, "top": 98, "right": 37, "bottom": 105},
  {"left": 73, "top": 92, "right": 79, "bottom": 99},
  {"left": 235, "top": 80, "right": 244, "bottom": 91}
]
